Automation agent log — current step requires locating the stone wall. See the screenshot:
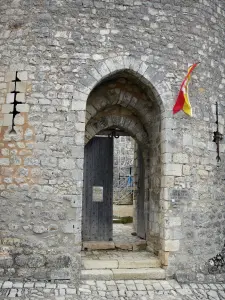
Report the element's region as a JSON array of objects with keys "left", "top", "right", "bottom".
[{"left": 0, "top": 0, "right": 224, "bottom": 284}]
